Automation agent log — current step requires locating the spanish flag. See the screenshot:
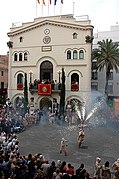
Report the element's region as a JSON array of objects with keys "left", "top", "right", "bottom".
[
  {"left": 38, "top": 84, "right": 51, "bottom": 96},
  {"left": 43, "top": 0, "right": 45, "bottom": 5},
  {"left": 37, "top": 0, "right": 45, "bottom": 5}
]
